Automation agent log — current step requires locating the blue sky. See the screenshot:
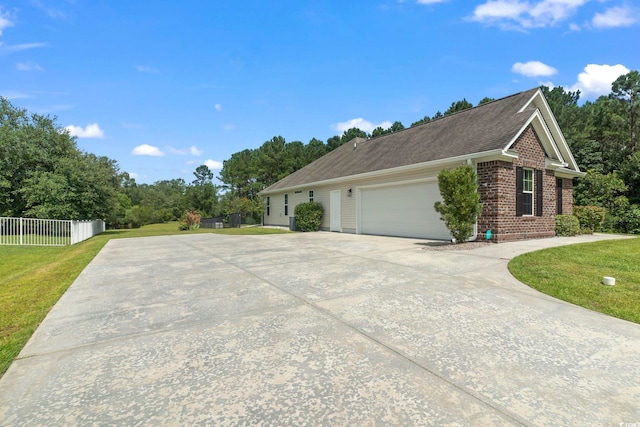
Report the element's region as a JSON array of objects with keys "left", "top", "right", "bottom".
[{"left": 1, "top": 1, "right": 639, "bottom": 184}]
